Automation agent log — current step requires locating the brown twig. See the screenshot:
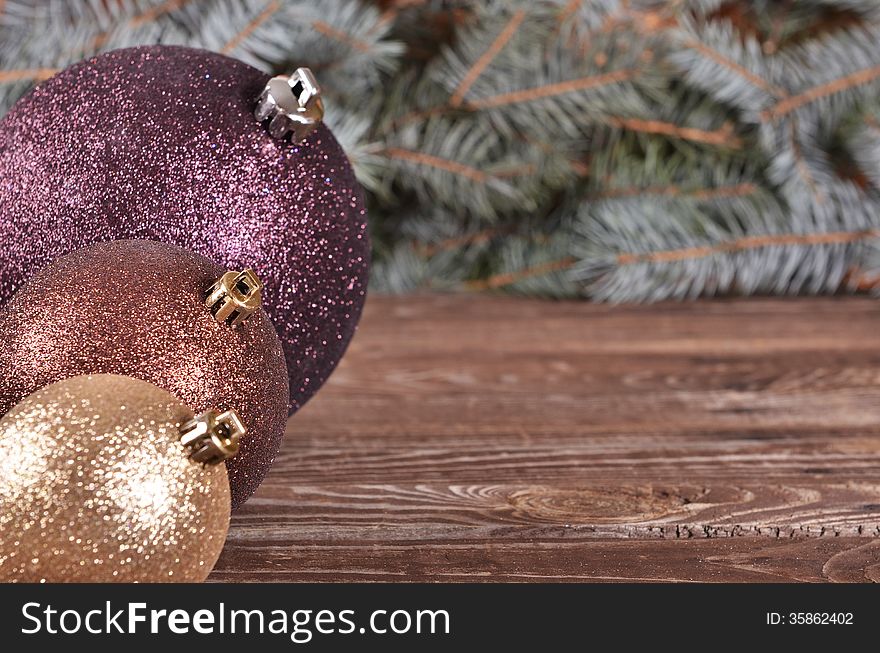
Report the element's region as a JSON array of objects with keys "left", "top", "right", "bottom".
[
  {"left": 604, "top": 116, "right": 742, "bottom": 147},
  {"left": 221, "top": 0, "right": 281, "bottom": 54},
  {"left": 369, "top": 5, "right": 404, "bottom": 35},
  {"left": 863, "top": 113, "right": 880, "bottom": 136},
  {"left": 493, "top": 163, "right": 538, "bottom": 179},
  {"left": 0, "top": 68, "right": 58, "bottom": 83},
  {"left": 788, "top": 119, "right": 825, "bottom": 204},
  {"left": 467, "top": 68, "right": 637, "bottom": 109},
  {"left": 89, "top": 0, "right": 197, "bottom": 52},
  {"left": 420, "top": 228, "right": 506, "bottom": 257},
  {"left": 129, "top": 0, "right": 193, "bottom": 27},
  {"left": 592, "top": 181, "right": 758, "bottom": 200},
  {"left": 763, "top": 64, "right": 880, "bottom": 120},
  {"left": 313, "top": 20, "right": 373, "bottom": 53},
  {"left": 557, "top": 0, "right": 584, "bottom": 24},
  {"left": 681, "top": 37, "right": 787, "bottom": 98},
  {"left": 616, "top": 229, "right": 880, "bottom": 265},
  {"left": 382, "top": 147, "right": 488, "bottom": 182},
  {"left": 450, "top": 9, "right": 526, "bottom": 107},
  {"left": 466, "top": 257, "right": 577, "bottom": 290}
]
